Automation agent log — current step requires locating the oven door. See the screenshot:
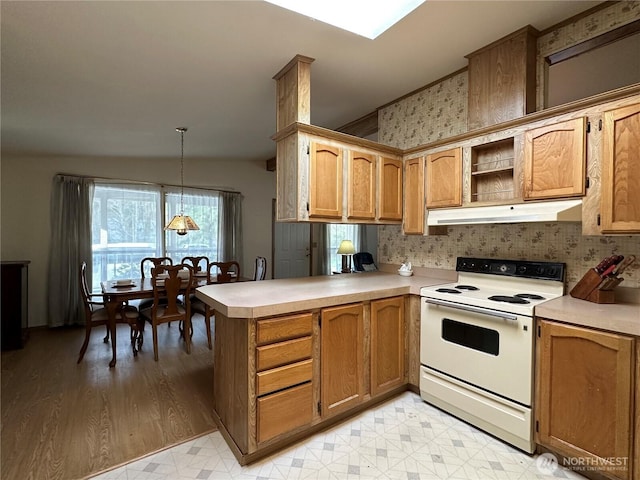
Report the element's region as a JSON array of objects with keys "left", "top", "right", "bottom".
[{"left": 420, "top": 297, "right": 533, "bottom": 406}]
